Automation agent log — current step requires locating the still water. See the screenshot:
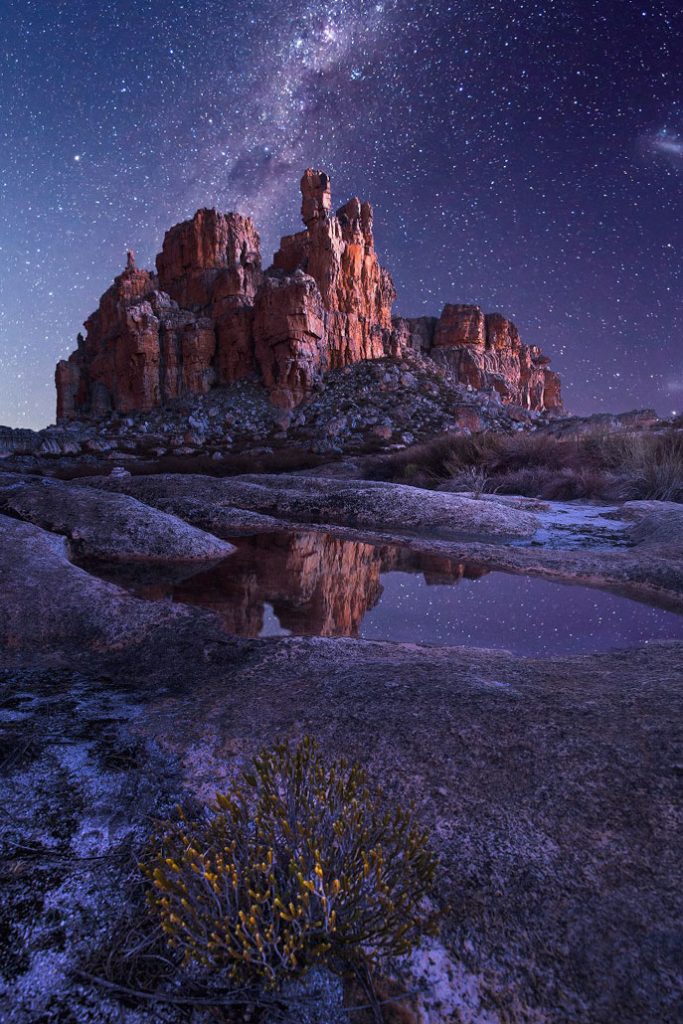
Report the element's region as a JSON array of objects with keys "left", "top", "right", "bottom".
[{"left": 93, "top": 531, "right": 683, "bottom": 656}]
